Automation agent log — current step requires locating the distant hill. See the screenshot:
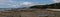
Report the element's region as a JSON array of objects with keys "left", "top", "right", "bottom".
[
  {"left": 30, "top": 5, "right": 48, "bottom": 9},
  {"left": 1, "top": 3, "right": 60, "bottom": 11},
  {"left": 30, "top": 2, "right": 60, "bottom": 9},
  {"left": 48, "top": 3, "right": 60, "bottom": 9}
]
